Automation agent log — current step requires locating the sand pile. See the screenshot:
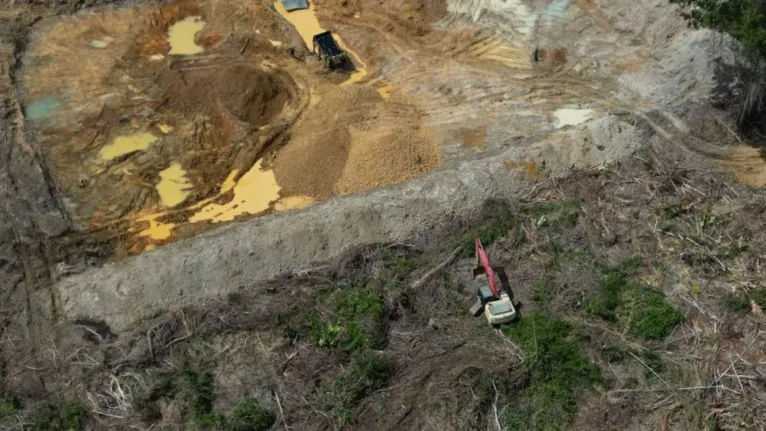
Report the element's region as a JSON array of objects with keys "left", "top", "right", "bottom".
[
  {"left": 336, "top": 126, "right": 440, "bottom": 195},
  {"left": 272, "top": 85, "right": 376, "bottom": 199},
  {"left": 273, "top": 84, "right": 440, "bottom": 199}
]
